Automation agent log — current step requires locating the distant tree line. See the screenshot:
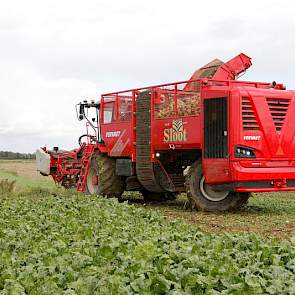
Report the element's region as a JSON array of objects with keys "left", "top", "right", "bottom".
[{"left": 0, "top": 151, "right": 35, "bottom": 160}]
